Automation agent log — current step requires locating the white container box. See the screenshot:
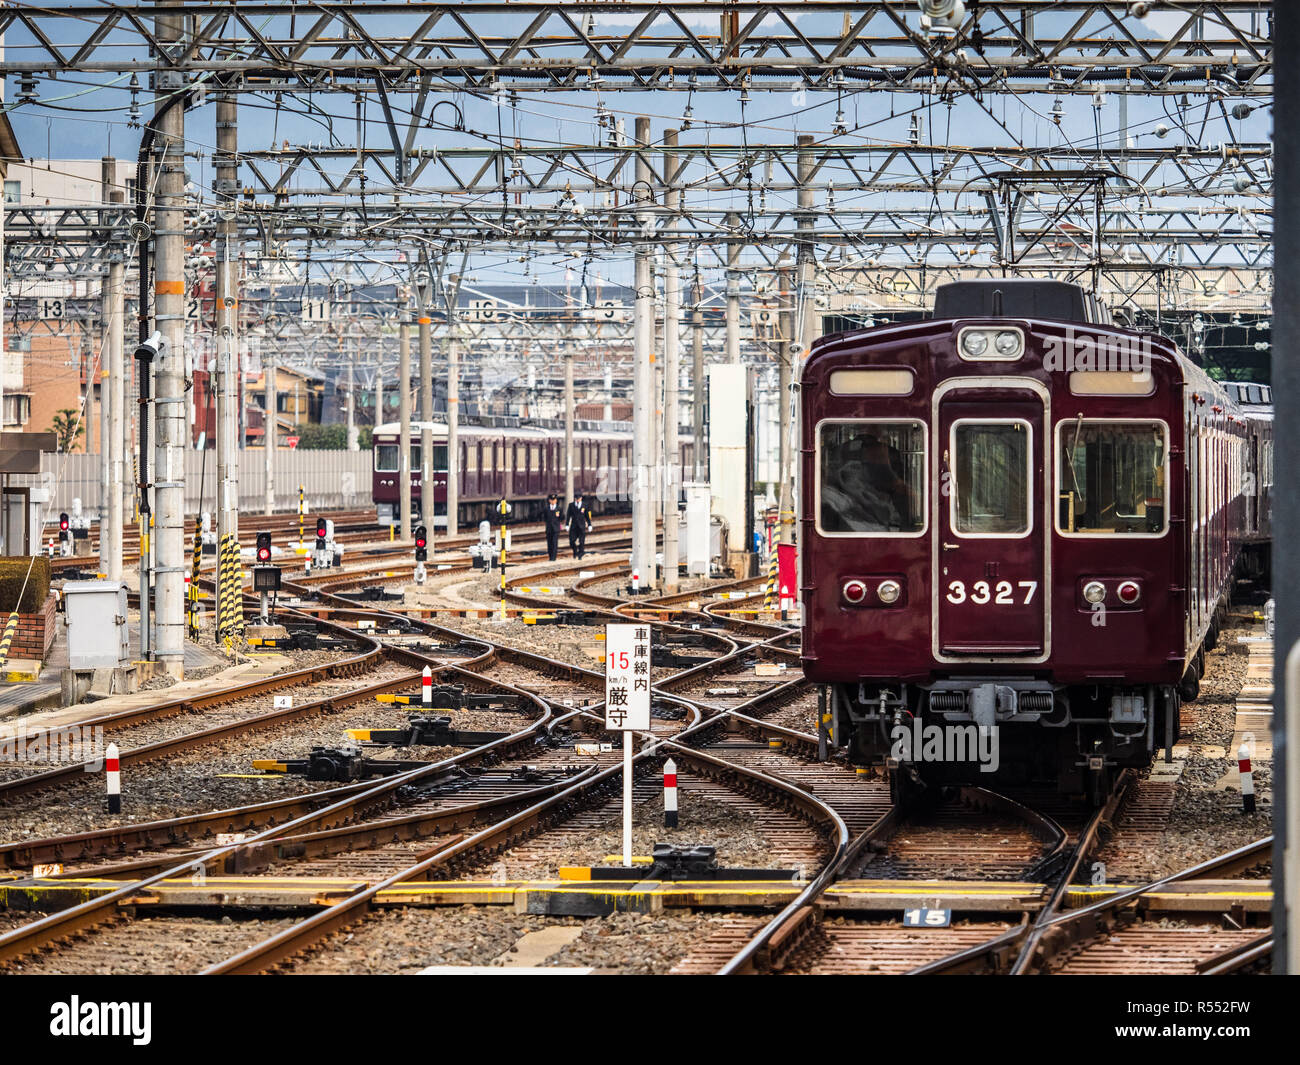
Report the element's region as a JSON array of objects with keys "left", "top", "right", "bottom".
[{"left": 63, "top": 580, "right": 130, "bottom": 669}]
